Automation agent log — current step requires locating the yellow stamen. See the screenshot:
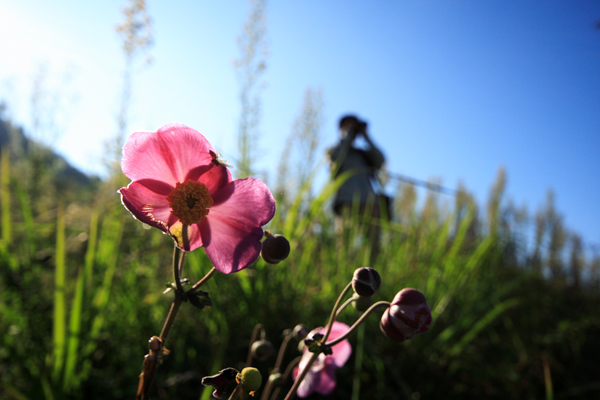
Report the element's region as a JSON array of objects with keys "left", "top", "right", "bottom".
[{"left": 166, "top": 180, "right": 213, "bottom": 225}]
